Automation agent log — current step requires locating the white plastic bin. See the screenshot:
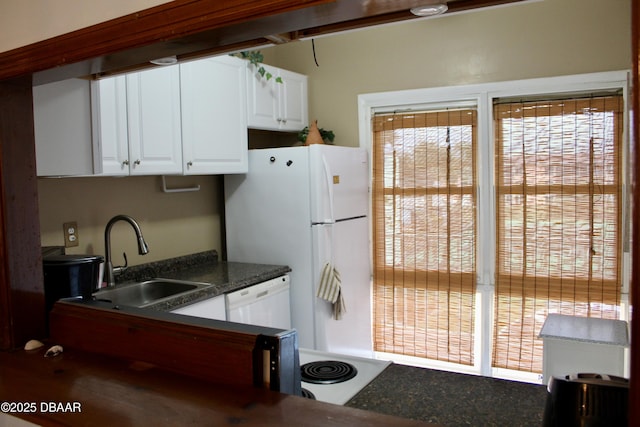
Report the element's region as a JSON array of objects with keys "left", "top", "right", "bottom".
[{"left": 539, "top": 314, "right": 629, "bottom": 385}]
